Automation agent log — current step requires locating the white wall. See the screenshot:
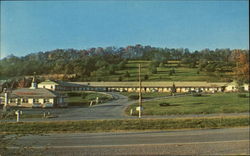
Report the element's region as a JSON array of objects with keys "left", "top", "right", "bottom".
[{"left": 38, "top": 84, "right": 57, "bottom": 90}]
